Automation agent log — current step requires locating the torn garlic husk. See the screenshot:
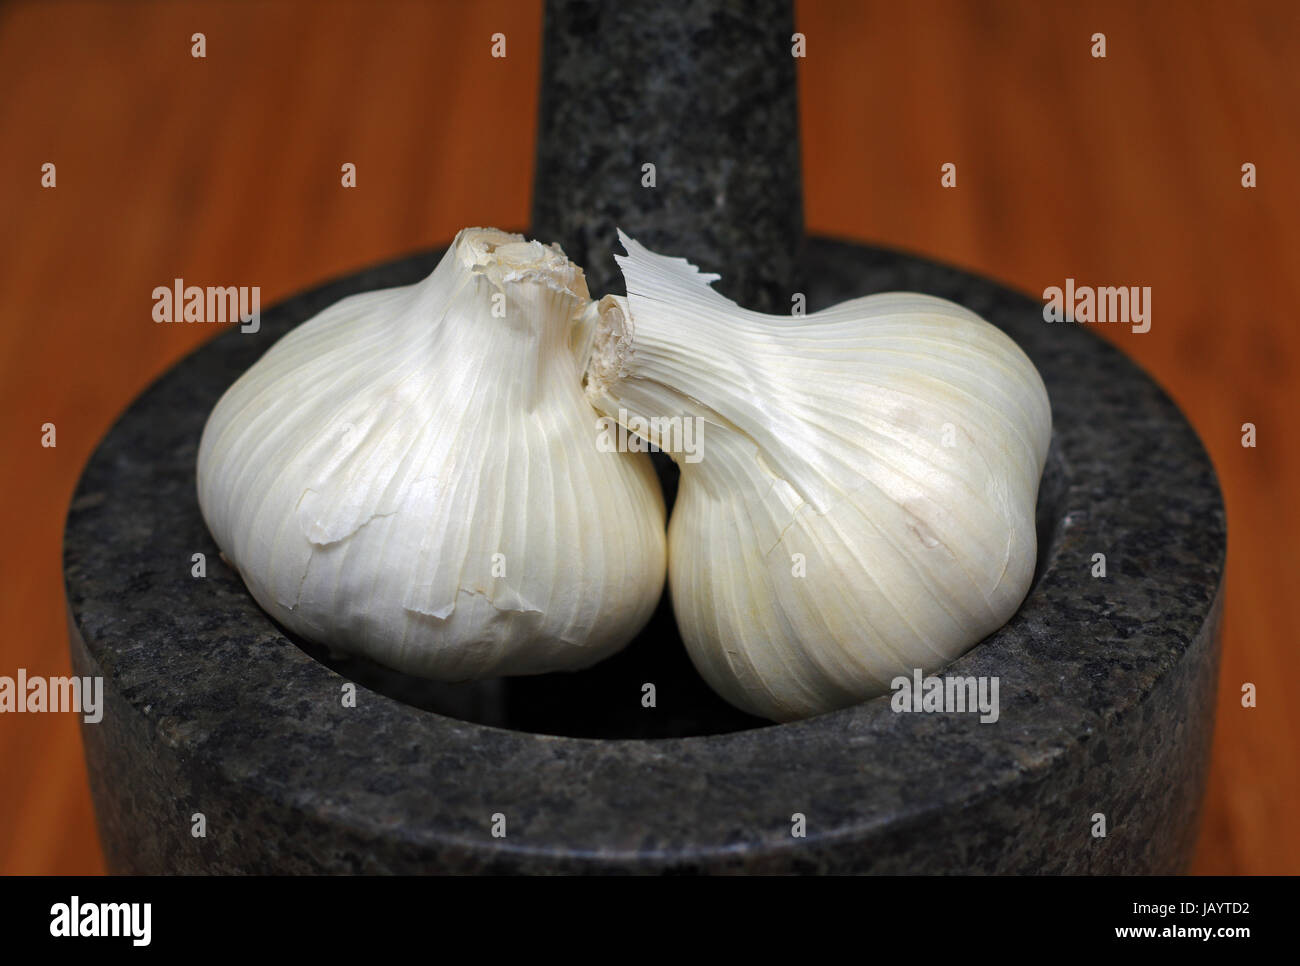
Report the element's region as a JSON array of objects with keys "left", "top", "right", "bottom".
[
  {"left": 197, "top": 228, "right": 666, "bottom": 679},
  {"left": 584, "top": 231, "right": 1052, "bottom": 722}
]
